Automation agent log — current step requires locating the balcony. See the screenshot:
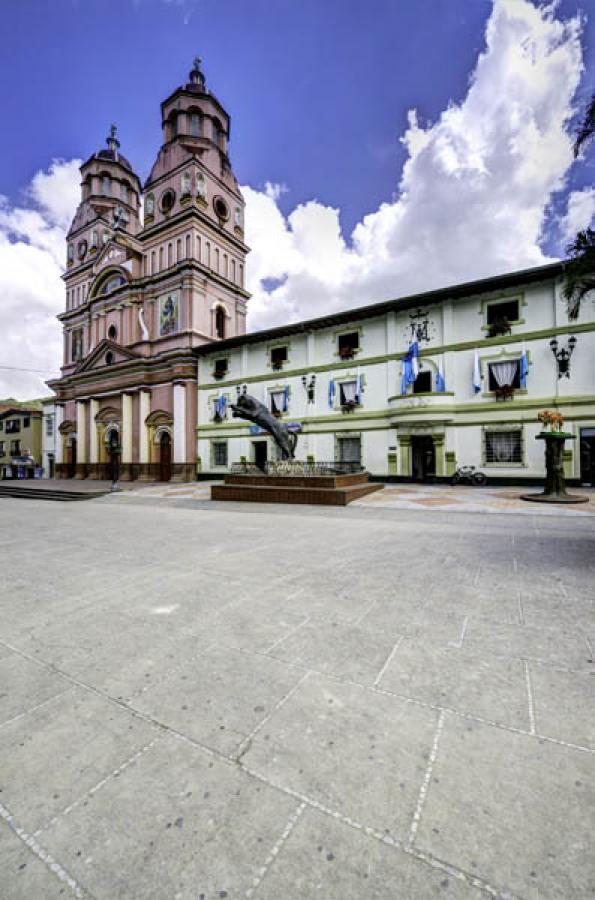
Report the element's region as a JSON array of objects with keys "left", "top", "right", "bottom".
[{"left": 388, "top": 392, "right": 455, "bottom": 421}]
